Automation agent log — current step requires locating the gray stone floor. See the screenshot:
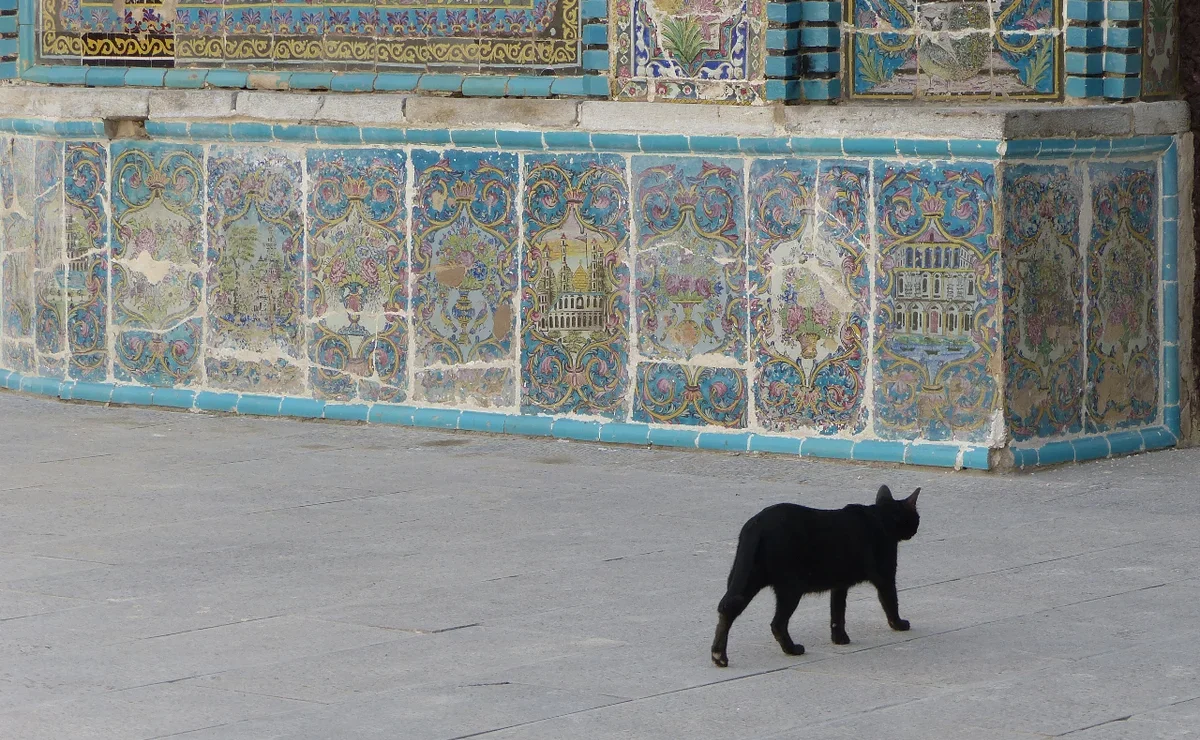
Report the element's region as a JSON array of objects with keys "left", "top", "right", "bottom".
[{"left": 1, "top": 392, "right": 1199, "bottom": 740}]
